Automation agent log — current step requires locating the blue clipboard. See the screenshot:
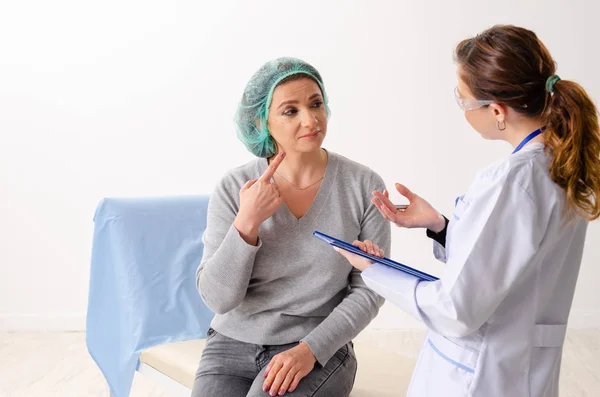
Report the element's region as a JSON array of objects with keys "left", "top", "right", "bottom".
[{"left": 313, "top": 231, "right": 439, "bottom": 282}]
